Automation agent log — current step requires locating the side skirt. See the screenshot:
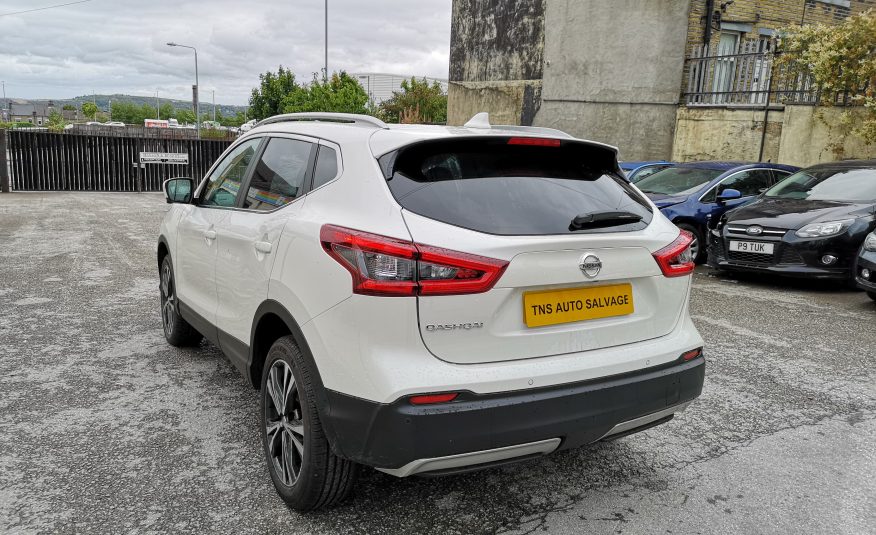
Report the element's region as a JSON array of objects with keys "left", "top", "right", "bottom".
[{"left": 178, "top": 300, "right": 250, "bottom": 376}]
